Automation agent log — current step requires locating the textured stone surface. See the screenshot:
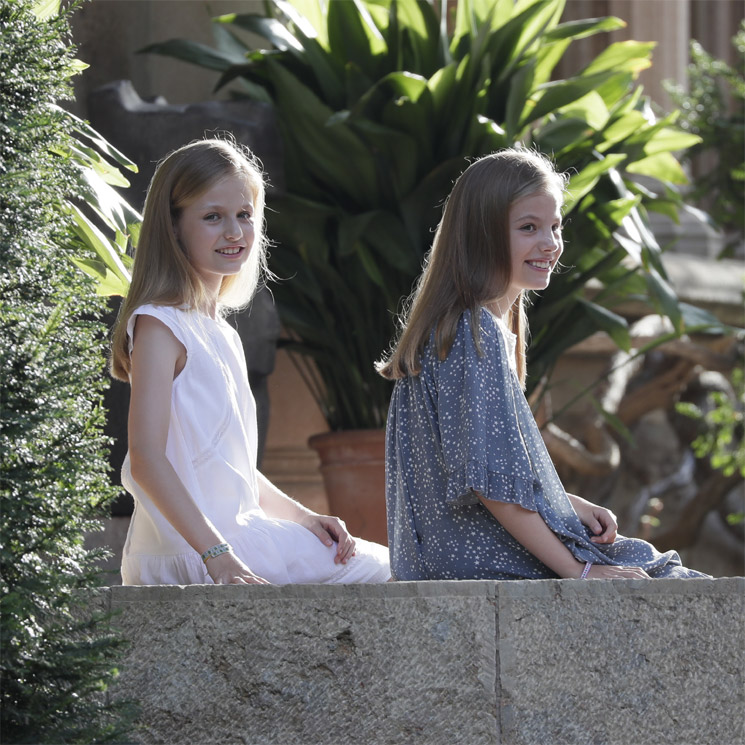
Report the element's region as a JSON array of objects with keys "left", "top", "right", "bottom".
[
  {"left": 497, "top": 578, "right": 744, "bottom": 745},
  {"left": 105, "top": 579, "right": 743, "bottom": 745},
  {"left": 109, "top": 582, "right": 499, "bottom": 744}
]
